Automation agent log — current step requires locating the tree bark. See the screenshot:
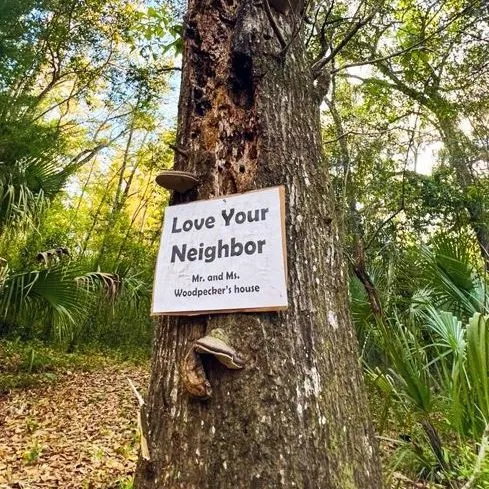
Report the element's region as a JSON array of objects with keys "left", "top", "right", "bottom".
[{"left": 135, "top": 1, "right": 383, "bottom": 488}]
